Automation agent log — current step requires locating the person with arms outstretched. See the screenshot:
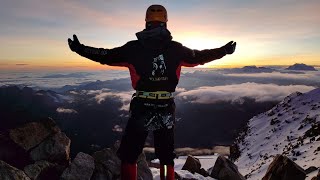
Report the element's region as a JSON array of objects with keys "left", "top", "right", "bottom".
[{"left": 68, "top": 4, "right": 236, "bottom": 180}]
